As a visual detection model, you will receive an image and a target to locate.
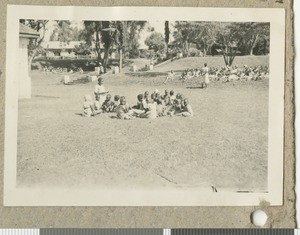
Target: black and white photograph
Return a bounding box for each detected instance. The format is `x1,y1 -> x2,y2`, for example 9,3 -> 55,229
4,6 -> 285,206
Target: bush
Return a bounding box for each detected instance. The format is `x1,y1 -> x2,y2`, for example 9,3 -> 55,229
129,48 -> 140,59
138,49 -> 152,59
189,48 -> 203,57
31,62 -> 43,70
167,47 -> 182,59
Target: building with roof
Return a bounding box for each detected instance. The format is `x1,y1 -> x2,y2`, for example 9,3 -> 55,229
19,23 -> 40,99
42,41 -> 116,58
44,41 -> 82,57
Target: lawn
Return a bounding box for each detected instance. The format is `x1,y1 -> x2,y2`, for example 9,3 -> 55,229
17,56 -> 269,192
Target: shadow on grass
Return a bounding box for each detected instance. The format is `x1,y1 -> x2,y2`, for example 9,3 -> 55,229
186,86 -> 206,89
73,78 -> 91,84
125,71 -> 167,78
61,78 -> 91,86
33,95 -> 60,99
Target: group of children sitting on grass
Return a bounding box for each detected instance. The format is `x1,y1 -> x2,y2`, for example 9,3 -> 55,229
83,77 -> 193,120
164,63 -> 210,86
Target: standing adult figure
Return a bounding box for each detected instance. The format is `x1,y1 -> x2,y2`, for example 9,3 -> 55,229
202,63 -> 210,88
94,77 -> 109,106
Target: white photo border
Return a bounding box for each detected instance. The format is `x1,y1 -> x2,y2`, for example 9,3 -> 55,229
4,5 -> 285,206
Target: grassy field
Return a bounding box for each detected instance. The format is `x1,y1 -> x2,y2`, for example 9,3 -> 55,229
17,56 -> 269,192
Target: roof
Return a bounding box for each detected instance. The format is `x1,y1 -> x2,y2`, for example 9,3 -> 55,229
19,23 -> 40,38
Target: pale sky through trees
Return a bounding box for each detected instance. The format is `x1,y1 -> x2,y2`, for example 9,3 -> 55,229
43,20 -> 175,48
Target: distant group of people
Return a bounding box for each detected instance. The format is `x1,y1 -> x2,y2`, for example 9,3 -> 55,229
164,63 -> 210,86
82,77 -> 193,119
163,63 -> 269,84
209,64 -> 269,82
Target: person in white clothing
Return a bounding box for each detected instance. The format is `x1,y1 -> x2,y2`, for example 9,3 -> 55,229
94,77 -> 108,106
202,63 -> 210,88
82,95 -> 94,117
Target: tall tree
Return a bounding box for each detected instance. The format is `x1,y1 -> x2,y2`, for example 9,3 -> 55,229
124,21 -> 147,58
81,21 -> 103,62
173,21 -> 205,56
114,21 -> 128,71
195,22 -> 218,56
101,21 -> 117,73
215,22 -> 241,66
50,21 -> 83,42
164,21 -> 170,56
81,21 -> 147,71
232,22 -> 270,55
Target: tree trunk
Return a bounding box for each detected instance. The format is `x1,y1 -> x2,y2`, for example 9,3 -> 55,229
103,48 -> 110,73
249,48 -> 254,56
186,42 -> 190,57
119,48 -> 123,71
249,34 -> 259,55
223,54 -> 228,66
166,44 -> 169,58
95,30 -> 101,61
203,47 -> 207,57
229,55 -> 236,66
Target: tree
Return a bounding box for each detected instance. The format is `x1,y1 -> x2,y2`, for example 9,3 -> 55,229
73,42 -> 92,55
164,21 -> 170,56
81,21 -> 147,71
173,21 -> 205,56
81,21 -> 103,62
195,22 -> 218,56
19,19 -> 49,71
50,21 -> 83,42
172,21 -> 270,65
233,22 -> 270,55
214,22 -> 241,66
124,21 -> 147,58
145,32 -> 165,52
115,21 -> 125,71
101,21 -> 117,73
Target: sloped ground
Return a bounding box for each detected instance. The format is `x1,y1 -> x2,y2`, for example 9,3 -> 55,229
152,55 -> 269,73
17,56 -> 269,192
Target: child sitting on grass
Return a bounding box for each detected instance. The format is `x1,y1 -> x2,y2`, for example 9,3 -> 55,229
149,92 -> 157,104
156,97 -> 166,117
93,95 -> 103,115
134,94 -> 148,110
83,94 -> 94,117
102,94 -> 114,112
175,93 -> 183,111
139,100 -> 157,119
167,93 -> 183,116
151,89 -> 160,103
178,98 -> 194,117
112,95 -> 120,112
144,91 -> 150,103
169,90 -> 176,105
116,96 -> 134,120
162,89 -> 170,99
132,94 -> 148,115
